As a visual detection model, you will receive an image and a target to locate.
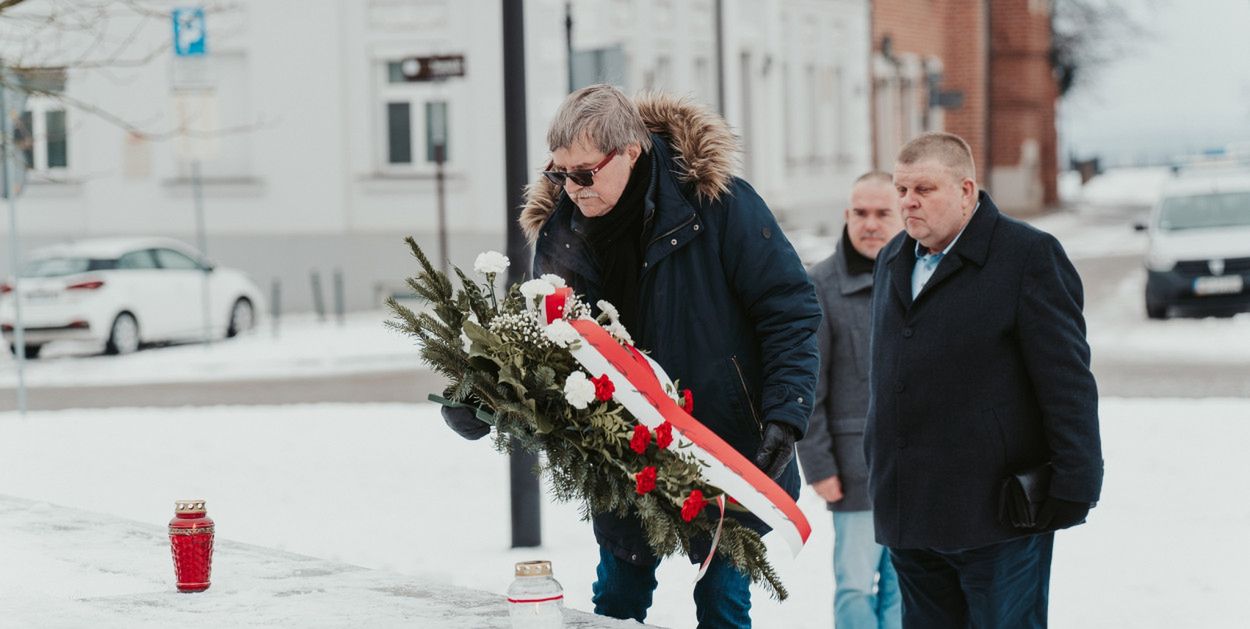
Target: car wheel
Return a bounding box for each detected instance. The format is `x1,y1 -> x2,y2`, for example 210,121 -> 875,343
1146,300 -> 1167,320
8,343 -> 42,359
106,312 -> 140,355
227,298 -> 255,338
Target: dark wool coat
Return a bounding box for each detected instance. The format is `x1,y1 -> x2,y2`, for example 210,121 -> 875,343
865,192 -> 1104,550
520,95 -> 821,564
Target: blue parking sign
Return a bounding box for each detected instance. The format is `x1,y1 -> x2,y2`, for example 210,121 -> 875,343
172,8 -> 207,57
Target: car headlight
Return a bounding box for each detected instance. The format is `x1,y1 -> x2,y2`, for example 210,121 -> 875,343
1146,249 -> 1177,272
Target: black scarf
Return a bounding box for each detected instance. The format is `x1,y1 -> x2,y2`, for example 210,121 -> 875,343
841,225 -> 876,276
582,150 -> 652,332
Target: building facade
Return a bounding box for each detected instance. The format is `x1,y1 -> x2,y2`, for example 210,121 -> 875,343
871,0 -> 1060,213
1,0 -> 872,311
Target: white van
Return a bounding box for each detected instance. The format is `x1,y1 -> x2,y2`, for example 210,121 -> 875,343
1139,170 -> 1250,319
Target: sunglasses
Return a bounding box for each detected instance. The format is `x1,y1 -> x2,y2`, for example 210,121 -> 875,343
542,148 -> 618,187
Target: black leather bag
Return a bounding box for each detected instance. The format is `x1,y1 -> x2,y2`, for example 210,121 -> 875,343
998,463 -> 1051,529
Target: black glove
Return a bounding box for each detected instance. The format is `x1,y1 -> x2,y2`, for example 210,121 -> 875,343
1036,497 -> 1091,531
753,422 -> 798,481
442,405 -> 491,441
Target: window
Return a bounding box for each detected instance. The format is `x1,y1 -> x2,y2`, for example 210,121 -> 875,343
18,96 -> 69,173
118,250 -> 159,270
379,60 -> 457,171
21,257 -> 109,277
387,102 -> 412,164
154,249 -> 202,270
425,101 -> 449,162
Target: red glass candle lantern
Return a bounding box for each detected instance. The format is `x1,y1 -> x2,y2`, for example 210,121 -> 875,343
169,499 -> 214,592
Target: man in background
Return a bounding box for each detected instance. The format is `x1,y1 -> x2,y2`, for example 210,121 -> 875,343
799,171 -> 904,629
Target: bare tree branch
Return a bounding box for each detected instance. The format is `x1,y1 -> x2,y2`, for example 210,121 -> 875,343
1051,0 -> 1163,97
0,0 -> 31,15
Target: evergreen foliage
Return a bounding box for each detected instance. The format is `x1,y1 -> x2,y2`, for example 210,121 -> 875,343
388,239 -> 788,599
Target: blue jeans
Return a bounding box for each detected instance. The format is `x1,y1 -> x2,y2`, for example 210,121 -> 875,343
888,533 -> 1054,628
833,511 -> 902,629
592,545 -> 752,628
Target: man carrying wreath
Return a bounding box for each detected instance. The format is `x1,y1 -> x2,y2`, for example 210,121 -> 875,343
447,84 -> 820,627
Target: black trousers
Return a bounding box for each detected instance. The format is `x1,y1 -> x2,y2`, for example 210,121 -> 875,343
889,532 -> 1054,629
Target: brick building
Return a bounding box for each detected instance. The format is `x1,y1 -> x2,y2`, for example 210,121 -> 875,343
871,0 -> 1059,213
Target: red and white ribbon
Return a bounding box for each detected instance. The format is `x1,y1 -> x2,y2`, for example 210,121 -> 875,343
542,291 -> 810,559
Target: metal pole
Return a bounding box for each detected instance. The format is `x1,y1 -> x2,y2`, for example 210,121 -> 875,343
435,144 -> 448,278
502,0 -> 541,548
310,270 -> 326,322
714,0 -> 726,115
333,268 -> 345,326
270,278 -> 281,338
1,79 -> 28,415
565,1 -> 574,92
191,159 -> 212,346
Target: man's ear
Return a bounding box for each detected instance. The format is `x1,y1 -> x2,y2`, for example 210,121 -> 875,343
626,143 -> 642,166
962,178 -> 978,207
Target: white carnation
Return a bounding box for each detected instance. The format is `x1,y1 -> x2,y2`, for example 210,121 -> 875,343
606,321 -> 633,344
596,299 -> 621,323
473,251 -> 509,275
519,278 -> 557,301
544,318 -> 582,348
563,371 -> 597,409
540,273 -> 567,288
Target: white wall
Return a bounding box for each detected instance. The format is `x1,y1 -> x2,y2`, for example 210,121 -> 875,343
1,0 -> 873,309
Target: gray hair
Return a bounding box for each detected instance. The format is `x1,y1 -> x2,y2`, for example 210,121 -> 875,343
546,84 -> 653,154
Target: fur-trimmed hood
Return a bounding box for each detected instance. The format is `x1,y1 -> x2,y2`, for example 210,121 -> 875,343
519,93 -> 740,243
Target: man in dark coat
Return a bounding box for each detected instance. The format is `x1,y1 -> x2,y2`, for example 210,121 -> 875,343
798,171 -> 904,629
864,132 -> 1103,628
452,84 -> 820,627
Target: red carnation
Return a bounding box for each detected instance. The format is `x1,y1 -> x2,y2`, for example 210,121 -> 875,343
654,422 -> 674,450
680,389 -> 693,413
592,373 -> 615,402
630,424 -> 651,455
635,466 -> 657,494
681,489 -> 707,522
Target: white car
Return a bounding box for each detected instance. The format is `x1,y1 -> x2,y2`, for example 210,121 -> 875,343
1,237 -> 263,357
1138,169 -> 1250,318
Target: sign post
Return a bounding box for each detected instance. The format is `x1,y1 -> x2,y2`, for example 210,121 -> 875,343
171,7 -> 215,347
1,64 -> 30,415
398,55 -> 464,278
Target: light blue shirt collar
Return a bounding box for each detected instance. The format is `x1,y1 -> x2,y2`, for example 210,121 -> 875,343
911,202 -> 979,299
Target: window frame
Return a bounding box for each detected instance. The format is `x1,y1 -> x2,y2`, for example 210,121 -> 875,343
377,59 -> 457,175
19,94 -> 70,174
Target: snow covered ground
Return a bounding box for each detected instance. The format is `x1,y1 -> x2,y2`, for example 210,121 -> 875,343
3,165 -> 1247,626
1,399 -> 1247,628
1060,166 -> 1174,209
0,496 -> 639,628
0,310 -> 423,388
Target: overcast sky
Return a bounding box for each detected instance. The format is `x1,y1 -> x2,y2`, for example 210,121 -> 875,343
1059,0 -> 1250,165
